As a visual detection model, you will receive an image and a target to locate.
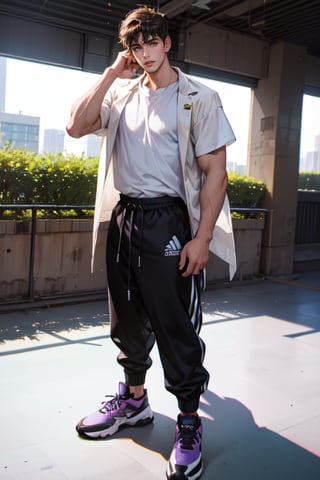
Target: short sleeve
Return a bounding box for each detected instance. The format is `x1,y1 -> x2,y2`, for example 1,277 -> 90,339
191,91 -> 236,157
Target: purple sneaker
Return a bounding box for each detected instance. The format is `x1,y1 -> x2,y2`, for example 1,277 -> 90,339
76,382 -> 154,439
167,414 -> 203,480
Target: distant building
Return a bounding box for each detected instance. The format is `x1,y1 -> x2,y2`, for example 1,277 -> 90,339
0,58 -> 40,152
227,160 -> 246,175
85,134 -> 101,158
300,133 -> 320,172
0,111 -> 40,152
43,128 -> 65,154
304,151 -> 320,172
235,164 -> 246,175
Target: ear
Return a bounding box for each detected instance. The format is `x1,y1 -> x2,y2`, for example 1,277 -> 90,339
164,35 -> 172,53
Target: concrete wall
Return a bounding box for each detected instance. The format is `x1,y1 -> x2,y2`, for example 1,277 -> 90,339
0,219 -> 107,301
0,218 -> 265,302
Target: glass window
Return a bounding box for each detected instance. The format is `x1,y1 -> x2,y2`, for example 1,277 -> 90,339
300,94 -> 320,172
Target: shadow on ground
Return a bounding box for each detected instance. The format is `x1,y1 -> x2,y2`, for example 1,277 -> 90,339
0,300 -> 109,343
81,389 -> 320,479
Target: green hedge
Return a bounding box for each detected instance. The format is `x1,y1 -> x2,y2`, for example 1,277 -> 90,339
298,172 -> 320,191
227,171 -> 267,208
0,148 -> 269,219
0,148 -> 98,218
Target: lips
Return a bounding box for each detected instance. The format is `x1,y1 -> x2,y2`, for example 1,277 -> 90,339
144,61 -> 155,67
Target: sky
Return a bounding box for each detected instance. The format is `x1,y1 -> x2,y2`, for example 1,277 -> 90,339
2,56 -> 320,165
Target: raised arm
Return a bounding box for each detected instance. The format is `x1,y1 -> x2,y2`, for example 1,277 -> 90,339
66,51 -> 139,138
179,146 -> 228,277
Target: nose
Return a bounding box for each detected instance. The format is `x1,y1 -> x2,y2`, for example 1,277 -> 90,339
142,45 -> 150,58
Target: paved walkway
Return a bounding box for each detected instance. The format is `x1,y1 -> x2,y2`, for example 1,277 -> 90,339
0,272 -> 319,479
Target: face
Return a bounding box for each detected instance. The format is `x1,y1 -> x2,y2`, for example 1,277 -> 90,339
129,34 -> 171,74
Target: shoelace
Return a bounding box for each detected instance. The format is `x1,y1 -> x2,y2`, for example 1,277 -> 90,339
177,424 -> 199,450
99,394 -> 122,413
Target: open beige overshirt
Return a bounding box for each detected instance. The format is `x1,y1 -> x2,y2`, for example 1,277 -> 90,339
91,68 -> 237,280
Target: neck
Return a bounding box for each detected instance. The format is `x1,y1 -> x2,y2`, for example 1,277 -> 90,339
143,62 -> 178,91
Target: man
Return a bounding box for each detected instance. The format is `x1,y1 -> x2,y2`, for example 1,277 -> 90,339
67,6 -> 236,480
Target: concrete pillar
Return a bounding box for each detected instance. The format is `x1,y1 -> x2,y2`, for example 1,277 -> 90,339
248,42 -> 307,275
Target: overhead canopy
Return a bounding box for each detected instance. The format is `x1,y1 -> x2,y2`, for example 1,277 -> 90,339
1,0 -> 320,74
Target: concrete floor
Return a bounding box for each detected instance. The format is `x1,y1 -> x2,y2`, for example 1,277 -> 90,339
0,272 -> 319,479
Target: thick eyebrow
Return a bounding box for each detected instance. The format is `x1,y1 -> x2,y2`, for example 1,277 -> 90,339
130,36 -> 160,49
130,42 -> 141,49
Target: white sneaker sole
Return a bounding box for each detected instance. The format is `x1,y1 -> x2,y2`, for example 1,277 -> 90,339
81,405 -> 154,439
166,451 -> 203,480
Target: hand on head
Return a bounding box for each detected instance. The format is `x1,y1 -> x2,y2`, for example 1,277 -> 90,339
112,50 -> 140,79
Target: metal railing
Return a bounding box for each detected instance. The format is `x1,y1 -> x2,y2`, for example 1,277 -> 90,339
295,191 -> 320,244
0,204 -> 268,305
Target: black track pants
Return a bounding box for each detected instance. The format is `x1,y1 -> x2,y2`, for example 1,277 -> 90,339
106,195 -> 210,413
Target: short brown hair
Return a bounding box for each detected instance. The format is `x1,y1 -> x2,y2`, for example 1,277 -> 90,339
119,6 -> 169,50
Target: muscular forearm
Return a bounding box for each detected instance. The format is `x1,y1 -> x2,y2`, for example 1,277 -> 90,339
66,67 -> 118,138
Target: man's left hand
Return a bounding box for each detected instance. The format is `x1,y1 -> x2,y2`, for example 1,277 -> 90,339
179,238 -> 209,277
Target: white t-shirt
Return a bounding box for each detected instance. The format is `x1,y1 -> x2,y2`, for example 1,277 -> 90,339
113,80 -> 185,199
